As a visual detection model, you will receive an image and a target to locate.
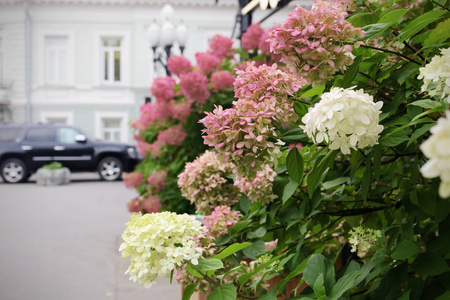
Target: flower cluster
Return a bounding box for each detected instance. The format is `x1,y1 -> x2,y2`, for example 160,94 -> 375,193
209,34 -> 234,58
267,3 -> 364,86
418,47 -> 450,103
195,52 -> 221,75
234,62 -> 303,123
234,165 -> 278,205
167,55 -> 192,77
312,0 -> 357,17
122,171 -> 144,189
120,212 -> 203,288
200,106 -> 280,177
127,197 -> 141,213
169,100 -> 191,123
150,76 -> 176,103
141,195 -> 161,213
210,70 -> 235,93
301,87 -> 384,155
203,206 -> 242,240
179,72 -> 211,105
420,110 -> 450,198
132,102 -> 171,130
157,125 -> 188,146
242,22 -> 265,51
177,150 -> 240,214
147,169 -> 168,193
348,226 -> 381,257
136,139 -> 165,158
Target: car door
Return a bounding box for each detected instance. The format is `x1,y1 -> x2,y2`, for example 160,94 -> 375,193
53,126 -> 95,170
21,126 -> 56,171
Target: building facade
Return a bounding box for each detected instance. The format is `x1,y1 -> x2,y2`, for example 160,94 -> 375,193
0,0 -> 311,143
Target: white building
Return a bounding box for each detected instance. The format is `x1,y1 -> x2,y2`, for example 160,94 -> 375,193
0,0 -> 311,143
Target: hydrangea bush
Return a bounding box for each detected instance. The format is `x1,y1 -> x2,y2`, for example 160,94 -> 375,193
122,1 -> 450,299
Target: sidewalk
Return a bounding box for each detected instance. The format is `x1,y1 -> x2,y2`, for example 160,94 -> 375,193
0,173 -> 181,300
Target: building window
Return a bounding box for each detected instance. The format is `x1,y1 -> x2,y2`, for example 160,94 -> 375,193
45,36 -> 68,85
101,37 -> 122,84
101,118 -> 122,142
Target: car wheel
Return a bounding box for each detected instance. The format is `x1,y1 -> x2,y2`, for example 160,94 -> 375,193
98,157 -> 122,181
0,158 -> 28,183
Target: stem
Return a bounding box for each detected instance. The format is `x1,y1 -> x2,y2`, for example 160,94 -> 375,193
324,206 -> 386,216
359,44 -> 422,65
305,216 -> 344,241
431,0 -> 450,12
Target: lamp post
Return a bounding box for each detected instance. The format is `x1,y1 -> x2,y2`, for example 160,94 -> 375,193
146,3 -> 188,77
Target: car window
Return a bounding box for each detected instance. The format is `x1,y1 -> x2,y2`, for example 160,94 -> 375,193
56,127 -> 81,144
24,127 -> 54,142
0,128 -> 22,142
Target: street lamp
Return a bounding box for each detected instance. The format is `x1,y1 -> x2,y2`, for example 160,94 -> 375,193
146,3 -> 188,76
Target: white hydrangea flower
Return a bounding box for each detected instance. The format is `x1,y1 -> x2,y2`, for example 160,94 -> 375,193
119,212 -> 203,288
420,110 -> 450,198
348,226 -> 381,258
301,87 -> 384,154
418,47 -> 450,103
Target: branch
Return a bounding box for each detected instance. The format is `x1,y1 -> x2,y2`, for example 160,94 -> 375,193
431,0 -> 450,12
359,44 -> 422,65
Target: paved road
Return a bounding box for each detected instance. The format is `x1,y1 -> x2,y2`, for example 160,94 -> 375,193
0,173 -> 181,300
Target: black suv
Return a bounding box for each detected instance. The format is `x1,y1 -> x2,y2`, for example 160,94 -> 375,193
0,123 -> 140,183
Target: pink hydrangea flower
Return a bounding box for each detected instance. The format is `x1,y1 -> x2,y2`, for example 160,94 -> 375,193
147,169 -> 168,192
179,72 -> 211,105
150,76 -> 176,102
167,55 -> 192,76
127,197 -> 141,213
234,165 -> 278,205
265,239 -> 278,252
141,195 -> 161,213
242,22 -> 265,51
267,3 -> 364,86
234,62 -> 303,123
203,206 -> 242,239
122,171 -> 143,189
210,70 -> 235,93
195,52 -> 221,75
169,100 -> 191,123
200,106 -> 280,177
137,139 -> 165,157
178,150 -> 240,214
312,0 -> 357,17
209,34 -> 234,58
132,102 -> 171,130
157,124 -> 188,146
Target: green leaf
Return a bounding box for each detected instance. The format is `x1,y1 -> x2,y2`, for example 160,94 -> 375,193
341,55 -> 362,88
397,10 -> 447,43
330,271 -> 361,300
313,274 -> 327,298
347,12 -> 378,27
407,123 -> 434,147
282,180 -> 299,204
391,240 -> 422,260
191,259 -> 224,271
248,226 -> 267,239
212,242 -> 252,260
380,128 -> 409,147
242,240 -> 266,260
361,157 -> 371,201
307,151 -> 334,197
299,85 -> 325,98
286,147 -> 304,183
294,102 -> 309,121
303,254 -> 335,294
377,9 -> 409,25
207,284 -> 236,300
239,194 -> 252,214
182,284 -> 198,300
239,254 -> 284,285
362,23 -> 391,40
409,99 -> 444,109
412,252 -> 450,276
187,264 -> 204,278
424,19 -> 450,48
322,177 -> 349,190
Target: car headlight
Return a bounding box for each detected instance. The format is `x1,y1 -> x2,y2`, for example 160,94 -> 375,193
126,146 -> 138,159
